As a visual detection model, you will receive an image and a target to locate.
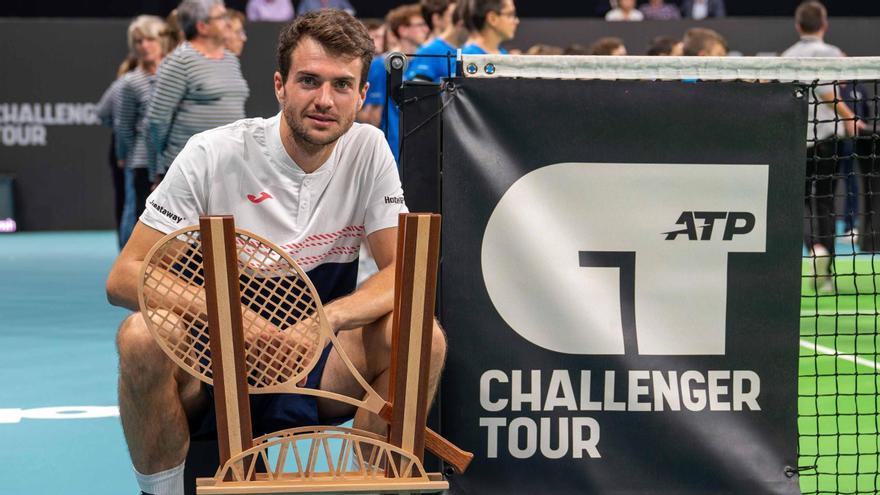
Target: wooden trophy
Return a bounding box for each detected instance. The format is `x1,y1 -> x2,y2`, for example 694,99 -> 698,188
138,214 -> 469,494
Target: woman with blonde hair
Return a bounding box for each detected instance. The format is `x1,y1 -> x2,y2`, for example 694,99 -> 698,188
113,15 -> 167,246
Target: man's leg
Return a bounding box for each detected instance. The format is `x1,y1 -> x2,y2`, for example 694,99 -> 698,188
116,312 -> 208,492
317,314 -> 448,434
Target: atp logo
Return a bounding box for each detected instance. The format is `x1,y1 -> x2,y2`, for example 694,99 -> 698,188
481,163 -> 768,356
664,211 -> 756,241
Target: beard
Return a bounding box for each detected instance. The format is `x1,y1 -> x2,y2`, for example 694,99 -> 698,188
282,102 -> 352,152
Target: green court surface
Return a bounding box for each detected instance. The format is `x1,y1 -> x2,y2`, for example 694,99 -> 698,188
799,254 -> 880,494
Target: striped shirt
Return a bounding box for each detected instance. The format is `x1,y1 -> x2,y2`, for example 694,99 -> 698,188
113,68 -> 156,172
147,42 -> 249,175
96,78 -> 123,128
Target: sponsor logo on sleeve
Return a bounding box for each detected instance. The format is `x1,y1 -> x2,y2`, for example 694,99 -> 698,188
149,200 -> 185,224
384,195 -> 405,205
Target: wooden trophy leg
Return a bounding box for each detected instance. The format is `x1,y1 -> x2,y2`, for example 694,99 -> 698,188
199,215 -> 254,481
387,213 -> 442,474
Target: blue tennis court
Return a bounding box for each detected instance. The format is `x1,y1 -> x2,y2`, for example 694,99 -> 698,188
1,231 -> 134,493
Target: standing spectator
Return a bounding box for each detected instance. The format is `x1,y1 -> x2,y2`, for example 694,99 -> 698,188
406,1 -> 468,82
298,0 -> 355,16
362,19 -> 387,54
360,4 -> 429,163
245,0 -> 294,22
681,27 -> 727,56
590,37 -> 627,55
147,0 -> 250,183
605,0 -> 644,21
96,57 -> 137,248
225,9 -> 248,56
782,0 -> 859,291
114,15 -> 167,247
420,0 -> 456,44
640,0 -> 681,20
461,0 -> 520,55
387,3 -> 430,54
680,0 -> 726,19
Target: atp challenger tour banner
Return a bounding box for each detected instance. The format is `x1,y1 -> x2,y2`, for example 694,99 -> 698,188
437,78 -> 805,494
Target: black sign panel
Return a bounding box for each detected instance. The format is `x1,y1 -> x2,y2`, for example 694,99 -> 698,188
439,78 -> 805,494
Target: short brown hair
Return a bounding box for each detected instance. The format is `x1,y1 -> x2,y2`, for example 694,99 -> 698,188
228,8 -> 245,25
386,4 -> 423,38
682,27 -> 727,56
795,1 -> 827,34
590,37 -> 625,56
276,9 -> 375,87
421,0 -> 453,31
526,44 -> 563,56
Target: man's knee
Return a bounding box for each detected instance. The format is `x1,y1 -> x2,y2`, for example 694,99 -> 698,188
117,312 -> 171,383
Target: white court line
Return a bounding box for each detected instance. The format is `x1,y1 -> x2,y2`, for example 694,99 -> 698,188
800,310 -> 880,317
800,339 -> 880,371
0,406 -> 119,424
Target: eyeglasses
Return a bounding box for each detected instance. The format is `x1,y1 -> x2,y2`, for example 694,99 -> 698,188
206,12 -> 231,22
497,10 -> 519,20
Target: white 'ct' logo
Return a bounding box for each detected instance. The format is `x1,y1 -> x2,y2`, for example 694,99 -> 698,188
481,162 -> 768,356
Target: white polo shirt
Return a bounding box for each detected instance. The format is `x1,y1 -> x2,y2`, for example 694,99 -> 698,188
140,113 -> 407,301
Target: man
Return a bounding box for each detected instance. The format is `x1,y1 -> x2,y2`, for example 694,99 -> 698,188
360,4 -> 429,163
681,27 -> 728,56
107,10 -> 447,495
245,0 -> 294,21
646,35 -> 680,56
224,9 -> 247,57
639,0 -> 680,20
362,18 -> 387,54
114,15 -> 167,247
461,0 -> 519,55
680,0 -> 726,19
406,1 -> 469,82
605,0 -> 644,21
146,0 -> 249,183
420,0 -> 456,43
782,0 -> 858,292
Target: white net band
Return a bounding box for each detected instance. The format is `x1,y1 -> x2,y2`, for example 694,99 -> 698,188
458,55 -> 880,82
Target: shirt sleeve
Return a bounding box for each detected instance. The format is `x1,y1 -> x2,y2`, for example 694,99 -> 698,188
405,47 -> 437,82
96,79 -> 120,128
113,76 -> 137,162
147,50 -> 188,174
363,132 -> 408,235
139,135 -> 208,233
364,57 -> 387,106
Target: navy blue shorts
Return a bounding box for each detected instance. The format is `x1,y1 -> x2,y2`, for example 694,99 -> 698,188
190,343 -> 354,439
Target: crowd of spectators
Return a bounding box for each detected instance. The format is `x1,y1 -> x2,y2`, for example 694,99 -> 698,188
97,0 -> 860,263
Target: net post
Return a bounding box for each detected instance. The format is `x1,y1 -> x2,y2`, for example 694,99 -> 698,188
387,213 -> 442,471
198,215 -> 254,480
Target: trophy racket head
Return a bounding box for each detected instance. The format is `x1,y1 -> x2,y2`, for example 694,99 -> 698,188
138,225 -> 330,390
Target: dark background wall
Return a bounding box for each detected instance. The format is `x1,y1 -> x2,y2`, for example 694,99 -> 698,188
2,0 -> 880,17
1,17 -> 878,230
